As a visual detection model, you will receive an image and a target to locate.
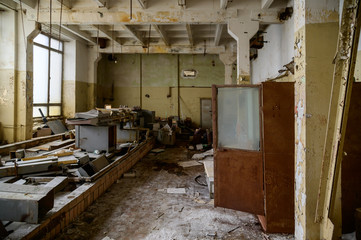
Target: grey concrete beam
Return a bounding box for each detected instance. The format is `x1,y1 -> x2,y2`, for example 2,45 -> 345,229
220,0 -> 228,9
96,25 -> 122,45
52,24 -> 90,45
137,0 -> 146,9
93,0 -> 108,8
122,24 -> 145,45
12,0 -> 36,9
61,24 -> 97,44
57,0 -> 72,9
261,0 -> 274,9
152,24 -> 169,46
214,24 -> 224,46
186,24 -> 193,46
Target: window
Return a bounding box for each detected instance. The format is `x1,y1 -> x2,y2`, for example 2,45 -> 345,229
33,33 -> 63,118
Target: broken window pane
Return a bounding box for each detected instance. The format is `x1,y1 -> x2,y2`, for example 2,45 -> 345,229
217,87 -> 260,151
33,45 -> 49,104
33,107 -> 48,118
34,34 -> 49,46
49,51 -> 62,103
49,106 -> 61,116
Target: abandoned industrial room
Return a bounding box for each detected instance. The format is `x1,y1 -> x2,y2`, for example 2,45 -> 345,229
1,0 -> 361,239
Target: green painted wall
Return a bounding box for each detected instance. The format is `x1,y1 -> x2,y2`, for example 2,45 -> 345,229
97,54 -> 225,126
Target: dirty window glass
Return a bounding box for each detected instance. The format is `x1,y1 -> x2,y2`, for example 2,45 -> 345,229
217,87 -> 260,151
33,33 -> 63,117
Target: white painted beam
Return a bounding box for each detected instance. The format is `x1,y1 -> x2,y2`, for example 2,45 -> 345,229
186,24 -> 193,46
137,0 -> 146,9
122,24 -> 145,45
96,25 -> 122,45
57,0 -> 72,9
152,24 -> 169,46
0,0 -> 17,9
13,0 -> 35,9
214,24 -> 224,46
261,0 -> 274,10
93,0 -> 108,8
61,24 -> 97,44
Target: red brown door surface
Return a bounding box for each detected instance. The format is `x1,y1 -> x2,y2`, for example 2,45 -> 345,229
212,85 -> 264,215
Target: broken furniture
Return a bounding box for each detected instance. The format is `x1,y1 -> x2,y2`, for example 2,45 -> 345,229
75,125 -> 116,153
0,182 -> 54,224
212,82 -> 294,233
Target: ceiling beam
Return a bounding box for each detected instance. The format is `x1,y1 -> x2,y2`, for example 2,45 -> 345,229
61,24 -> 97,44
57,0 -> 72,9
261,0 -> 274,9
220,0 -> 228,9
186,24 -> 193,46
152,24 -> 169,46
137,0 -> 147,9
34,8 -> 242,24
214,24 -> 224,46
52,24 -> 88,45
13,0 -> 36,9
96,25 -> 122,45
122,24 -> 145,45
99,44 -> 226,54
178,0 -> 186,9
93,0 -> 108,8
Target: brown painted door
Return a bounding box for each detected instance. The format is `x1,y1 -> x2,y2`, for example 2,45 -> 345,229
212,85 -> 264,215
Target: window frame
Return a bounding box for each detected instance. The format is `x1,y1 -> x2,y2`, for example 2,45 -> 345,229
33,32 -> 64,118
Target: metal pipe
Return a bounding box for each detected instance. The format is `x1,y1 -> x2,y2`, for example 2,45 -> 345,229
177,55 -> 180,118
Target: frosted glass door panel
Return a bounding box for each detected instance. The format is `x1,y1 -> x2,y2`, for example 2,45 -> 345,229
217,87 -> 260,151
33,46 -> 49,103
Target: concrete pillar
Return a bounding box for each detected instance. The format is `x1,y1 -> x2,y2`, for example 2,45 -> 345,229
219,53 -> 236,84
227,19 -> 258,84
293,0 -> 340,239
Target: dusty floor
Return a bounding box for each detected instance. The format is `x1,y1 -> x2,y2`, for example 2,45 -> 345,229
55,144 -> 295,240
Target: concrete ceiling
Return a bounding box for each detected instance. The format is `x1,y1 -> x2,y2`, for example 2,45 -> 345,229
1,0 -> 289,51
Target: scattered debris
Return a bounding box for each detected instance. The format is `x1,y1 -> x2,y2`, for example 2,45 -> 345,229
195,175 -> 207,186
102,236 -> 115,240
192,149 -> 214,160
178,160 -> 202,168
123,171 -> 136,178
157,213 -> 164,219
151,148 -> 165,153
188,145 -> 194,150
166,188 -> 186,194
262,232 -> 271,240
228,226 -> 241,233
196,144 -> 203,150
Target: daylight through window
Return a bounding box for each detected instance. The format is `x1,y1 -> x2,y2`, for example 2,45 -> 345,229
33,33 -> 63,118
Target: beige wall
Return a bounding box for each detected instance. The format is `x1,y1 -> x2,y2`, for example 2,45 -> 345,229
97,54 -> 225,126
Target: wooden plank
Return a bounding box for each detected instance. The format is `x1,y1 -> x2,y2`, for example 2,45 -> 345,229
316,0 -> 361,238
0,133 -> 65,156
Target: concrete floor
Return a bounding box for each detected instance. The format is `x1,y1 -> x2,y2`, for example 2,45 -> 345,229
55,144 -> 295,240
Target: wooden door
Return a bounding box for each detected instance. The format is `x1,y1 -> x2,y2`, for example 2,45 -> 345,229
212,85 -> 264,215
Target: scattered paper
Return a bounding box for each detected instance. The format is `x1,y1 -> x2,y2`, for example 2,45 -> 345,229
166,188 -> 186,194
151,148 -> 165,153
192,149 -> 214,160
178,160 -> 202,168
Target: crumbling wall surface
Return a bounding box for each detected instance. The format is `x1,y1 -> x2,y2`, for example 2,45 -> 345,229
251,0 -> 294,84
98,54 -> 224,126
0,8 -> 36,143
294,0 -> 339,239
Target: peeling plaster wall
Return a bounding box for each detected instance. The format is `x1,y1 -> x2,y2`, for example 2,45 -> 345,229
0,8 -> 35,143
98,54 -> 224,125
251,3 -> 294,84
63,41 -> 76,118
294,0 -> 339,239
75,41 -> 90,113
